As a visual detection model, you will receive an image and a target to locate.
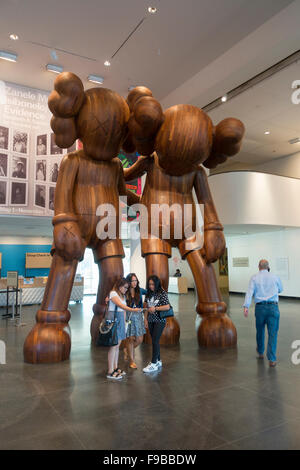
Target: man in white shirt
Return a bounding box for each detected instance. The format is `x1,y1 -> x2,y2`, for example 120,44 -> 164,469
243,259 -> 283,367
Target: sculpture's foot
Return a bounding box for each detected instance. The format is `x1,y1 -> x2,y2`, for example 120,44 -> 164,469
197,314 -> 237,348
144,317 -> 180,345
24,321 -> 71,364
91,303 -> 106,345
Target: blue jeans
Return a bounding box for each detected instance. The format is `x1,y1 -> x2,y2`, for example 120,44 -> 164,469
255,303 -> 280,362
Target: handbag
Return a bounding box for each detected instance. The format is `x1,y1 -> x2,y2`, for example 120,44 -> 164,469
97,303 -> 119,347
159,306 -> 174,320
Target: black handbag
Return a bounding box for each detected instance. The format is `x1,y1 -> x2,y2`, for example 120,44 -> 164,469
159,306 -> 174,320
97,303 -> 119,347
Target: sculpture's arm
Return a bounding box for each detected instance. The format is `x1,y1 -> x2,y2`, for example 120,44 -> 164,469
118,160 -> 141,207
193,166 -> 225,263
52,153 -> 84,261
123,154 -> 153,182
193,165 -> 222,229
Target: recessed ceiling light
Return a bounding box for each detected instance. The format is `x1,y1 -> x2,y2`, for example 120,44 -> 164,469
289,137 -> 300,145
148,6 -> 157,13
264,131 -> 270,135
46,64 -> 63,74
87,74 -> 104,85
0,51 -> 17,62
221,95 -> 227,103
104,60 -> 111,67
9,34 -> 19,41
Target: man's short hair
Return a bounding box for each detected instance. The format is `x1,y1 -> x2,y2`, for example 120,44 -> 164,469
259,259 -> 269,270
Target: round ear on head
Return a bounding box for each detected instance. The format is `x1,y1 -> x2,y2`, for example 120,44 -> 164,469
203,117 -> 245,169
126,86 -> 164,155
127,86 -> 153,112
50,116 -> 77,149
48,72 -> 85,117
48,72 -> 85,148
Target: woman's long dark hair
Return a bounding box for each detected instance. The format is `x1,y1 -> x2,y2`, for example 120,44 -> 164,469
146,275 -> 163,297
112,277 -> 129,298
125,273 -> 140,306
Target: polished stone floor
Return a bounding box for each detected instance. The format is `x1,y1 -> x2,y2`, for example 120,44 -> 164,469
1,291 -> 300,450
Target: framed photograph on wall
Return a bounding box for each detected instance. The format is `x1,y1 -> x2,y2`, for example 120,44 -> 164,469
0,180 -> 8,205
36,134 -> 47,155
11,155 -> 28,180
0,153 -> 8,177
12,130 -> 29,154
35,160 -> 47,181
34,183 -> 46,208
49,160 -> 59,183
50,133 -> 63,155
49,185 -> 55,212
10,181 -> 27,206
0,126 -> 9,151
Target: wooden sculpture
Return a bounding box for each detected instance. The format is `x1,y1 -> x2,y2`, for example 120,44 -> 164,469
24,72 -> 139,363
124,87 -> 245,348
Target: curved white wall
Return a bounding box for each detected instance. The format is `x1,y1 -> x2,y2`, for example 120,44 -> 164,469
208,171 -> 300,298
209,171 -> 300,227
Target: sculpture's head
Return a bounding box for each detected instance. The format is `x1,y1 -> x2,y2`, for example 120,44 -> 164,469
48,72 -> 130,161
126,87 -> 245,175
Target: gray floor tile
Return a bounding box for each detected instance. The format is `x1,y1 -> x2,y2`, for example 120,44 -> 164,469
1,292 -> 300,449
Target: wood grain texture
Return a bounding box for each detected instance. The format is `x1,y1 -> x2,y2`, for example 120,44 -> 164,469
24,72 -> 136,363
125,92 -> 245,348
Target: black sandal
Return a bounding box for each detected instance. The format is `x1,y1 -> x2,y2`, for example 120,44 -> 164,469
114,368 -> 126,376
107,370 -> 123,380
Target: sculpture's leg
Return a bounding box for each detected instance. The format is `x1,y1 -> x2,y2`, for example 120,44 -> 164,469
24,253 -> 78,363
144,253 -> 180,345
186,249 -> 237,348
90,256 -> 123,344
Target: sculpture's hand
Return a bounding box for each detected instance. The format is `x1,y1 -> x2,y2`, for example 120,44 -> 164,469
201,229 -> 226,264
54,221 -> 84,261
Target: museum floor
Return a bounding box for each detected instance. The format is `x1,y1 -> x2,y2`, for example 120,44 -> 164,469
1,291 -> 300,450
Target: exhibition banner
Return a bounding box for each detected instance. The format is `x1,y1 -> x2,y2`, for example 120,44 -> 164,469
0,80 -> 140,218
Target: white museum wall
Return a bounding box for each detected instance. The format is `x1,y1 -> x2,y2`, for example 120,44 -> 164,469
210,152 -> 300,181
209,171 -> 300,227
253,151 -> 300,179
227,228 -> 300,298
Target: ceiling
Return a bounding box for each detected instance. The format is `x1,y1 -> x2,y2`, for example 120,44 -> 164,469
0,0 -> 299,238
208,61 -> 300,171
0,0 -> 295,100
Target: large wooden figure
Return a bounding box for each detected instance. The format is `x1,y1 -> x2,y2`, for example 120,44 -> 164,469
24,72 -> 138,363
124,87 -> 245,348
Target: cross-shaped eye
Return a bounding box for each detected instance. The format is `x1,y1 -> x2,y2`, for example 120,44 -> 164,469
64,225 -> 75,238
89,114 -> 122,139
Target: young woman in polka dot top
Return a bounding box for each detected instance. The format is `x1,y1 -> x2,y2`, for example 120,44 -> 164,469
143,275 -> 170,373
